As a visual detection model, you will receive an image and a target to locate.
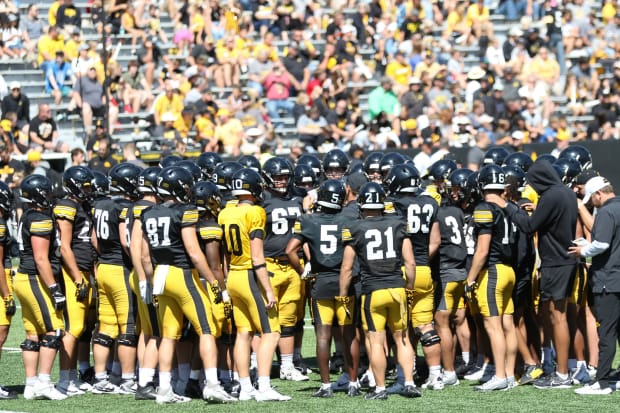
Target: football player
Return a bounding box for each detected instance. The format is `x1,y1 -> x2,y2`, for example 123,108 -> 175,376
363,152 -> 384,183
386,163 -> 443,390
128,166 -> 161,400
14,175 -> 67,400
196,152 -> 223,181
212,161 -> 243,205
0,181 -> 15,399
323,149 -> 350,181
91,163 -> 142,394
424,159 -> 457,206
286,179 -> 360,397
54,166 -> 95,396
465,164 -> 518,391
261,157 -> 307,381
141,166 -> 234,404
340,182 -> 421,400
219,168 -> 290,402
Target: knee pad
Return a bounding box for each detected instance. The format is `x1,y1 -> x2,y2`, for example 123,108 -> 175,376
117,334 -> 139,347
39,333 -> 63,350
93,332 -> 115,348
280,325 -> 296,338
295,320 -> 304,334
419,329 -> 441,347
20,339 -> 40,352
219,332 -> 236,346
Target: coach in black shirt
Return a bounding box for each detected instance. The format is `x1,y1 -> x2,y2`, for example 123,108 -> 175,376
570,176 -> 620,395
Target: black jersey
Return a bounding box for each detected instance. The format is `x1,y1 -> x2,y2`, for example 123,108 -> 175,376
389,194 -> 438,266
437,205 -> 468,276
342,215 -> 406,295
92,197 -> 133,267
262,191 -> 303,257
473,201 -> 516,266
141,202 -> 199,269
197,215 -> 222,251
126,199 -> 155,245
0,216 -> 10,269
341,200 -> 360,220
54,198 -> 95,271
293,212 -> 352,299
513,199 -> 535,280
17,208 -> 60,276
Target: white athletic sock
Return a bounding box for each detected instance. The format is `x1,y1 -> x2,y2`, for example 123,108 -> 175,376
462,352 -> 470,364
38,373 -> 51,384
239,377 -> 252,392
404,381 -> 415,387
321,382 -> 331,390
26,376 -> 38,386
139,368 -> 155,387
204,368 -> 218,387
429,365 -> 442,376
257,376 -> 270,392
375,386 -> 385,392
281,354 -> 294,370
159,371 -> 172,389
121,373 -> 134,381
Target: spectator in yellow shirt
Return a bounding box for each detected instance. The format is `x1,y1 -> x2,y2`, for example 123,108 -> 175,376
63,27 -> 82,62
385,51 -> 412,93
194,109 -> 215,144
216,36 -> 242,87
48,0 -> 61,27
466,0 -> 489,38
213,107 -> 243,156
527,47 -> 560,93
37,25 -> 64,71
152,80 -> 185,132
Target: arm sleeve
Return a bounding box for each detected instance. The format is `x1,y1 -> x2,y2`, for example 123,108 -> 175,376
582,208 -> 615,257
581,240 -> 610,257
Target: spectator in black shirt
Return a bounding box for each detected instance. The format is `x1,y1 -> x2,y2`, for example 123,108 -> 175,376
325,12 -> 344,44
88,137 -> 117,174
1,81 -> 29,129
282,42 -> 309,91
56,0 -> 82,31
28,103 -> 58,151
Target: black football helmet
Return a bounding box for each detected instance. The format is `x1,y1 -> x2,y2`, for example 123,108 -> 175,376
176,160 -> 202,183
156,166 -> 194,204
363,151 -> 384,181
0,180 -> 13,214
535,154 -> 556,164
159,154 -> 182,168
379,152 -> 405,179
483,147 -> 510,165
91,171 -> 109,198
109,163 -> 142,198
63,166 -> 94,201
463,171 -> 481,205
296,154 -> 322,176
323,149 -> 350,179
238,155 -> 261,173
196,152 -> 223,179
358,182 -> 386,210
478,164 -> 506,191
428,159 -> 458,181
503,152 -> 533,172
558,145 -> 592,170
349,160 -> 363,175
212,161 -> 243,190
502,165 -> 526,192
20,174 -> 54,208
138,166 -> 161,195
231,168 -> 264,201
553,158 -> 581,186
448,168 -> 473,203
192,181 -> 222,216
293,164 -> 318,190
316,179 -> 346,210
262,157 -> 293,194
385,163 -> 420,195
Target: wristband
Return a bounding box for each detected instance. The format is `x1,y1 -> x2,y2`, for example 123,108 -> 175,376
252,263 -> 266,271
222,290 -> 230,302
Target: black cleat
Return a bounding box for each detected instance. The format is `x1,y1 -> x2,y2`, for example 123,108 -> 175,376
347,386 -> 362,397
312,387 -> 334,398
135,383 -> 157,400
364,390 -> 388,400
185,379 -> 203,399
401,385 -> 422,398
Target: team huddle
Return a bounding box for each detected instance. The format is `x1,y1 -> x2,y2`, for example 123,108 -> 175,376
0,145 -> 603,402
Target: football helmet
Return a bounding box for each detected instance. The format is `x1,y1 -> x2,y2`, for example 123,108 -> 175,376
358,182 -> 386,210
91,171 -> 109,198
176,160 -> 202,183
535,154 -> 556,164
385,163 -> 420,195
63,166 -> 94,201
262,157 -> 293,194
192,181 -> 222,216
296,154 -> 322,176
322,149 -> 350,179
483,147 -> 510,165
463,171 -> 481,205
502,165 -> 526,192
20,175 -> 54,208
363,151 -> 384,181
293,164 -> 318,190
503,152 -> 533,172
138,166 -> 161,195
379,152 -> 405,179
553,158 -> 581,186
427,159 -> 458,181
558,145 -> 592,170
478,164 -> 506,191
109,163 -> 142,198
156,166 -> 194,204
0,180 -> 13,214
238,155 -> 261,173
231,168 -> 264,201
212,161 -> 243,190
159,154 -> 182,168
196,152 -> 223,179
448,168 -> 473,202
316,179 -> 346,210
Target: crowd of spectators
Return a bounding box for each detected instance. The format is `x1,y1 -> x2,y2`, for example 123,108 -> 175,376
0,0 -> 617,164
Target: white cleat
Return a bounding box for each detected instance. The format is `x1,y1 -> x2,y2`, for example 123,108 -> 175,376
203,384 -> 238,403
254,387 -> 291,402
155,386 -> 192,404
280,366 -> 309,382
56,380 -> 85,396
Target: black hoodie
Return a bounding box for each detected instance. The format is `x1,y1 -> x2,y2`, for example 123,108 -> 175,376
505,160 -> 578,267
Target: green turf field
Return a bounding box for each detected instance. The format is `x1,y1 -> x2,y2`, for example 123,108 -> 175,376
0,306 -> 619,413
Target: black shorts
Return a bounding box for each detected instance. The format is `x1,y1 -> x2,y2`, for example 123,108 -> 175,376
512,278 -> 532,309
92,106 -> 106,118
539,264 -> 577,302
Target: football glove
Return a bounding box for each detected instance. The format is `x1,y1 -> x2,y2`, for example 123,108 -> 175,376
464,281 -> 478,303
139,280 -> 152,304
3,296 -> 15,316
405,289 -> 415,308
49,284 -> 66,311
75,281 -> 89,302
335,296 -> 352,320
210,281 -> 223,304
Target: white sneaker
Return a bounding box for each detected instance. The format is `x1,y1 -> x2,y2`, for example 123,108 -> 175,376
575,382 -> 613,395
91,378 -> 119,394
279,366 -> 309,382
29,382 -> 68,400
238,387 -> 257,401
421,374 -> 444,390
464,366 -> 484,381
475,376 -> 507,392
118,379 -> 137,395
156,386 -> 192,404
503,376 -> 518,390
57,380 -> 85,396
442,371 -> 460,386
203,383 -> 238,403
479,365 -> 496,384
74,379 -> 92,392
254,387 -> 291,401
